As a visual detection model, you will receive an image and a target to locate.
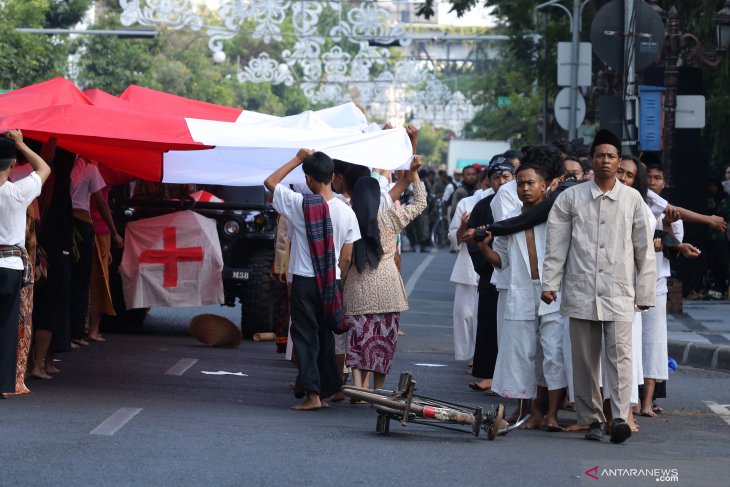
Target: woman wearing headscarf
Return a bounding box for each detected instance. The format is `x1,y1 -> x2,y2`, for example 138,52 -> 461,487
343,156 -> 426,390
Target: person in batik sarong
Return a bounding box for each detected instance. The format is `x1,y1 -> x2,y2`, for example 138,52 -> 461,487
343,157 -> 426,390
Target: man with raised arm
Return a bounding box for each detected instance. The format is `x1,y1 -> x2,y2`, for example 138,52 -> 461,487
264,149 -> 360,410
0,130 -> 51,394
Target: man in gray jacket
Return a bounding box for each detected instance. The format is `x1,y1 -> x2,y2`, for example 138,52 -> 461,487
541,129 -> 655,444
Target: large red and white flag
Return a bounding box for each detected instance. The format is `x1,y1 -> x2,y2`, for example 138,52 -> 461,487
0,77 -> 413,184
120,211 -> 224,309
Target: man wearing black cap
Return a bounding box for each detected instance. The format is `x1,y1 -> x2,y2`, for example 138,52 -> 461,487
541,129 -> 656,443
0,130 -> 51,394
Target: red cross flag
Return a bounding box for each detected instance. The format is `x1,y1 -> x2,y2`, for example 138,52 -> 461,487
120,211 -> 224,309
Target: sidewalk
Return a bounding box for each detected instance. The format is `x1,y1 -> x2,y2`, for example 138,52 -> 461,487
668,300 -> 730,372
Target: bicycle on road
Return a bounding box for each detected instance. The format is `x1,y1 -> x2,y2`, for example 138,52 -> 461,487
428,197 -> 450,249
342,372 -> 511,440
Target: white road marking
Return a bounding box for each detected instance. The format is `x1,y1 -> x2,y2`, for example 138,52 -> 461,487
399,322 -> 451,329
90,408 -> 142,436
164,358 -> 198,376
405,255 -> 435,298
703,401 -> 730,427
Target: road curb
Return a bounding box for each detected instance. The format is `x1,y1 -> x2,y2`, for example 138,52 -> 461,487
668,340 -> 730,372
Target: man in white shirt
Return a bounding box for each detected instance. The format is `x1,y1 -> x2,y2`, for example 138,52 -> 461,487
480,165 -> 567,432
0,130 -> 51,394
68,157 -> 123,347
265,149 -> 361,410
641,164 -> 684,417
447,171 -> 491,364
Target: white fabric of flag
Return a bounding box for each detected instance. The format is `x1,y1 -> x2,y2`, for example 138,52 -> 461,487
120,211 -> 224,309
162,102 -> 413,186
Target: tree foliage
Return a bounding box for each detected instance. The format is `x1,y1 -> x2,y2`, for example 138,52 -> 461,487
414,124 -> 450,167
0,0 -> 78,89
432,0 -> 729,166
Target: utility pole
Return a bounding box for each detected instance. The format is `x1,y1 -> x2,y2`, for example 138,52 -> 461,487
623,0 -> 637,154
543,13 -> 549,144
568,0 -> 580,140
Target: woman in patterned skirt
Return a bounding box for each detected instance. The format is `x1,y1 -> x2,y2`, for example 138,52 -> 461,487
343,156 -> 426,390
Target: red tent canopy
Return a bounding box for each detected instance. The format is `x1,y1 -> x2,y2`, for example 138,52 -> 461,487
0,103 -> 208,181
119,85 -> 243,122
0,79 -> 230,181
0,77 -> 93,115
83,88 -> 135,110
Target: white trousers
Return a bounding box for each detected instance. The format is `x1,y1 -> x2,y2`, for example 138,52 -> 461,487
642,293 -> 668,380
452,283 -> 478,361
492,311 -> 567,399
496,289 -> 507,346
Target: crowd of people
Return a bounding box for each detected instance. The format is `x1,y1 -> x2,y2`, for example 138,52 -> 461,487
445,129 -> 727,443
0,130 -> 123,398
3,123 -> 729,446
261,125 -> 727,445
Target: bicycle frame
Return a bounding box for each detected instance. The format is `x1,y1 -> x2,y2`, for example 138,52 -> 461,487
342,372 -> 507,440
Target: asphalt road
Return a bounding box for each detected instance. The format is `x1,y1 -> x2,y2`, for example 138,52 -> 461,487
1,249 -> 729,487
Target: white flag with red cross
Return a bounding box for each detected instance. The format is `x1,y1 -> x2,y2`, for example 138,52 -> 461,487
120,210 -> 224,309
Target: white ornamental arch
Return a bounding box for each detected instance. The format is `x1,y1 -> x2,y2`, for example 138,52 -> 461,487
118,0 -> 478,132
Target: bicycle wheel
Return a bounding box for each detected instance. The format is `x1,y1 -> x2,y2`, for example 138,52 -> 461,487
431,217 -> 450,248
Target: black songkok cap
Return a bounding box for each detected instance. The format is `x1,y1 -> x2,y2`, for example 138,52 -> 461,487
590,129 -> 621,155
0,136 -> 17,160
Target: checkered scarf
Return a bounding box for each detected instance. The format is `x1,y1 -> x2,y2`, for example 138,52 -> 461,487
302,194 -> 345,334
0,245 -> 32,287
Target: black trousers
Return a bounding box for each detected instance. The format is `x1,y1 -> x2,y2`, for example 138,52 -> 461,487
471,278 -> 499,380
69,218 -> 94,340
33,250 -> 71,353
290,275 -> 341,399
0,268 -> 22,393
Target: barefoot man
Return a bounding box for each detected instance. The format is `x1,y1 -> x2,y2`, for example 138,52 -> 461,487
479,163 -> 567,432
265,149 -> 360,410
1,130 -> 51,393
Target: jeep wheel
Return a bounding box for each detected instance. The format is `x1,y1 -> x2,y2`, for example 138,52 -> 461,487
241,248 -> 275,337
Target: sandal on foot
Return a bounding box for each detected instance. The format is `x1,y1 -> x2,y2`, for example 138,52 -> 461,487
468,382 -> 490,391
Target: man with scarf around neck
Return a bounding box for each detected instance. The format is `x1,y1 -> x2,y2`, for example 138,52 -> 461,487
265,149 -> 361,410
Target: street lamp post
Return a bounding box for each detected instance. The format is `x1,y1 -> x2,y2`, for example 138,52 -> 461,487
652,0 -> 730,186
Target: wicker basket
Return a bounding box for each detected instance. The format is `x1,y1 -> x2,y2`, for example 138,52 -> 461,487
189,314 -> 242,348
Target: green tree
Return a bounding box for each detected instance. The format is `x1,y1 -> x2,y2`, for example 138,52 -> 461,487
415,124 -> 450,167
73,2 -> 313,114
428,0 -> 729,165
45,0 -> 93,27
0,0 -> 85,89
72,13 -> 155,94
